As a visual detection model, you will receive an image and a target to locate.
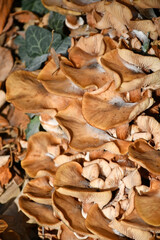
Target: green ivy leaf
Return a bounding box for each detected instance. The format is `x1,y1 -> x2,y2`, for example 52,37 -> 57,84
48,11 -> 66,35
22,0 -> 48,15
56,36 -> 71,55
25,25 -> 53,57
25,115 -> 41,140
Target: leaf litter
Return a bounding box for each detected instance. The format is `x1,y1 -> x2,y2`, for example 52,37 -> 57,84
1,0 -> 160,239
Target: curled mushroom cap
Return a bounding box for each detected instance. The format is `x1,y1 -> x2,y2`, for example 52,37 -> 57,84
19,196 -> 61,227
100,49 -> 145,89
6,70 -> 72,112
119,70 -> 160,93
82,82 -> 154,130
23,176 -> 53,205
38,58 -> 84,98
118,49 -> 160,72
135,181 -> 160,226
56,100 -> 114,151
85,204 -> 126,240
128,139 -> 160,174
57,187 -> 112,209
54,161 -> 89,189
52,191 -> 93,236
60,61 -> 113,90
109,218 -> 153,240
21,132 -> 61,177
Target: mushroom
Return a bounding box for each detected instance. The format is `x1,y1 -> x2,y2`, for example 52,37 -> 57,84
23,176 -> 54,205
56,100 -> 115,151
118,49 -> 160,72
119,70 -> 160,93
136,115 -> 160,149
135,180 -> 160,226
100,49 -> 145,89
60,60 -> 113,90
21,132 -> 61,177
38,58 -> 84,98
57,187 -> 112,209
82,81 -> 154,130
52,191 -> 93,237
109,218 -> 153,240
82,163 -> 100,181
122,169 -> 141,189
54,161 -> 89,189
6,70 -> 72,112
128,139 -> 160,174
85,204 -> 126,240
19,196 -> 61,227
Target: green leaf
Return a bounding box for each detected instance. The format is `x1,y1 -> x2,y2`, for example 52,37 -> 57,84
26,25 -> 53,57
25,116 -> 41,140
22,0 -> 48,15
49,11 -> 66,35
26,54 -> 48,71
56,36 -> 71,55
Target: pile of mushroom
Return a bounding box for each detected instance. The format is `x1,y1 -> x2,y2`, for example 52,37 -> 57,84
6,0 -> 160,239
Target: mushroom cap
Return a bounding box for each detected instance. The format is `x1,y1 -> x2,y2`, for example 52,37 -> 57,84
56,100 -> 114,151
21,132 -> 61,177
19,196 -> 61,227
128,139 -> 160,174
57,187 -> 112,209
52,191 -> 93,236
82,82 -> 154,130
118,49 -> 160,72
54,161 -> 89,189
23,176 -> 53,205
109,218 -> 153,240
100,49 -> 145,89
135,188 -> 160,226
6,70 -> 72,112
60,61 -> 113,90
119,70 -> 160,93
38,58 -> 84,98
85,204 -> 126,240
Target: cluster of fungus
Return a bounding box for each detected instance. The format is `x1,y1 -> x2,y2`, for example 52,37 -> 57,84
6,0 -> 160,239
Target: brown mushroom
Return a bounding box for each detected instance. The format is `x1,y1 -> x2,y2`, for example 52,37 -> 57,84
118,49 -> 160,72
6,70 -> 72,112
100,49 -> 145,89
52,191 -> 93,237
21,132 -> 61,177
82,82 -> 154,130
38,58 -> 84,97
23,176 -> 54,205
135,180 -> 160,226
85,204 -> 127,240
57,187 -> 112,209
54,161 -> 89,189
128,139 -> 160,174
56,100 -> 115,151
136,115 -> 160,149
19,196 -> 61,227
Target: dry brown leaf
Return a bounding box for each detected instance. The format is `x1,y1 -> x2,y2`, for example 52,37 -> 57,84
0,0 -> 13,34
0,47 -> 13,82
